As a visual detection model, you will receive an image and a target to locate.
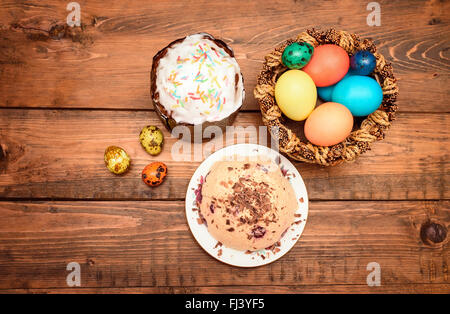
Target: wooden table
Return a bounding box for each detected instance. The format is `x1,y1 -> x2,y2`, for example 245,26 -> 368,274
0,0 -> 448,294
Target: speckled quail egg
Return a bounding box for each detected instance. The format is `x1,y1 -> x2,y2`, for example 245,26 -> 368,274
139,125 -> 164,156
142,162 -> 167,187
104,145 -> 130,174
282,42 -> 314,69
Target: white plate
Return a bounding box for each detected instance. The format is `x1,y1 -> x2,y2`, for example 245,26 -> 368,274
185,144 -> 308,267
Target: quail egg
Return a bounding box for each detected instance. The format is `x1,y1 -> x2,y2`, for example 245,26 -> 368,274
139,125 -> 164,156
104,146 -> 130,174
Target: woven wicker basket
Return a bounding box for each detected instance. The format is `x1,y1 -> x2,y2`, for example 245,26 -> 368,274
254,28 -> 399,166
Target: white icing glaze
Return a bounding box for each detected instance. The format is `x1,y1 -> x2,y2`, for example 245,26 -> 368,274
155,33 -> 244,125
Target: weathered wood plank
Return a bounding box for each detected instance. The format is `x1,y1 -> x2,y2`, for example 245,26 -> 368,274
0,109 -> 448,200
0,200 -> 447,290
0,0 -> 448,295
0,0 -> 448,111
1,283 -> 449,294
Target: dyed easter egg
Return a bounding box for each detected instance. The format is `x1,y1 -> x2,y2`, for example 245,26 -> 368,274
282,42 -> 314,69
331,75 -> 383,116
142,162 -> 167,187
304,102 -> 353,146
139,125 -> 164,156
317,71 -> 354,102
104,146 -> 130,175
302,44 -> 350,87
275,70 -> 317,121
350,50 -> 376,76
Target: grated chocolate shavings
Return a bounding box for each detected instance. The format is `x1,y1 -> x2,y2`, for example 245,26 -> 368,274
226,176 -> 277,226
274,156 -> 281,165
256,163 -> 269,173
265,240 -> 282,254
251,225 -> 266,238
197,212 -> 207,226
194,176 -> 204,204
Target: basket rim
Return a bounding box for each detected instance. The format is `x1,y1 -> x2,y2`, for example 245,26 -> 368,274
253,28 -> 399,166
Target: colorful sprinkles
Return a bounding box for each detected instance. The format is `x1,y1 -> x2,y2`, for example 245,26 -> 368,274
162,38 -> 235,118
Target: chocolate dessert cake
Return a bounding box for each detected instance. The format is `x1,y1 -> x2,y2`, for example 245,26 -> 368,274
198,158 -> 298,251
151,33 -> 245,133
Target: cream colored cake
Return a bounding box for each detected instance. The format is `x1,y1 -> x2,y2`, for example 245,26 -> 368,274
199,158 -> 298,251
153,33 -> 244,125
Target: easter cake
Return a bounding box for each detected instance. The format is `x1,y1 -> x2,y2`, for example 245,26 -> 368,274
151,33 -> 245,134
198,158 -> 298,251
254,28 -> 399,166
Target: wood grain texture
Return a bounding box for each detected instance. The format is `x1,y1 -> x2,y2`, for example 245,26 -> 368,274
0,0 -> 449,295
0,0 -> 448,111
0,200 -> 448,291
0,109 -> 448,200
1,284 -> 450,294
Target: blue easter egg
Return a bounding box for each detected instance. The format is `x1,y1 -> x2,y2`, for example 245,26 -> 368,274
350,50 -> 376,76
331,75 -> 383,116
347,67 -> 359,76
317,71 -> 354,102
317,85 -> 335,102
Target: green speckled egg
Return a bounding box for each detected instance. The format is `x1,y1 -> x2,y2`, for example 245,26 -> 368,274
104,146 -> 130,175
282,42 -> 314,69
139,125 -> 164,156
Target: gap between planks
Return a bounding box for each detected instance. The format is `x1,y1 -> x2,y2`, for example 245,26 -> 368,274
0,107 -> 449,115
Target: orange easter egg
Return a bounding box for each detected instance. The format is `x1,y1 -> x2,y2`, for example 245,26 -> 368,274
304,102 -> 353,146
302,44 -> 350,87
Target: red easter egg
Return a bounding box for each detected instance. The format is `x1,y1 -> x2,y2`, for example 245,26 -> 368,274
302,44 -> 350,87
